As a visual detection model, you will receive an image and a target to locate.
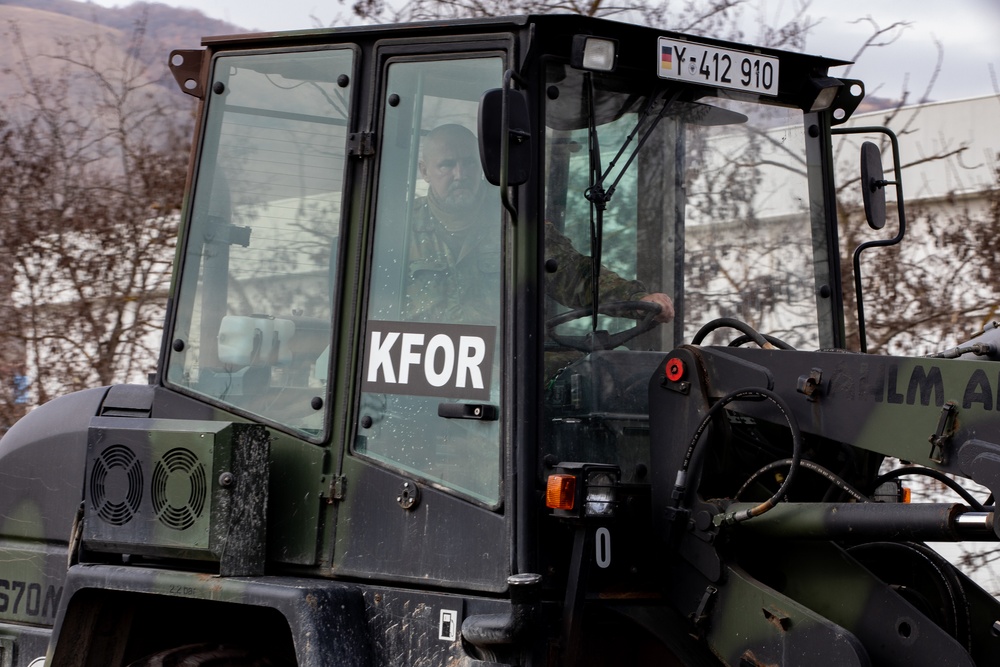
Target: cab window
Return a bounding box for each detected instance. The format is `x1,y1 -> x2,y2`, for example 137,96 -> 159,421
354,56 -> 503,505
166,48 -> 355,438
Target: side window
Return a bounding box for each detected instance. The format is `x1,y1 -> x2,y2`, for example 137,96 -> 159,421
355,56 -> 504,505
166,49 -> 355,438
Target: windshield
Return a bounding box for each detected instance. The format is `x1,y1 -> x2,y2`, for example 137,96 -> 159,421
542,61 -> 829,479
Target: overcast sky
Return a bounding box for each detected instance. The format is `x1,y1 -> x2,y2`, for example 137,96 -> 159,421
90,0 -> 1000,102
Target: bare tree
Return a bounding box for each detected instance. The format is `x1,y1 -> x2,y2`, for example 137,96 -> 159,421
344,0 -> 817,50
0,18 -> 192,427
839,157 -> 1000,355
833,31 -> 999,356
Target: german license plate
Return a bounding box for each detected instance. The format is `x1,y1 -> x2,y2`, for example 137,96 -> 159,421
657,37 -> 780,96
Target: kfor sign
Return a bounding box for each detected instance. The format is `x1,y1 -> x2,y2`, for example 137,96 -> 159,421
362,320 -> 496,400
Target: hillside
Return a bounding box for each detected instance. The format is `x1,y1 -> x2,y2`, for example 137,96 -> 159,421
2,0 -> 244,36
0,0 -> 246,106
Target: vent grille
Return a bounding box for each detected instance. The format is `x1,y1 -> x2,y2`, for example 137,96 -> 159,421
84,418 -> 269,570
152,447 -> 208,530
90,444 -> 143,526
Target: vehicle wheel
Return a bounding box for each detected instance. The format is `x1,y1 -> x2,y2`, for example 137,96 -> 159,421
127,642 -> 280,667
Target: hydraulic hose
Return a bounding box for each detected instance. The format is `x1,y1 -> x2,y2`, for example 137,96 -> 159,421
671,386 -> 803,524
691,317 -> 794,350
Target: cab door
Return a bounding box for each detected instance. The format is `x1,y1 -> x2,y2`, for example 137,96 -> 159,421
332,41 -> 512,592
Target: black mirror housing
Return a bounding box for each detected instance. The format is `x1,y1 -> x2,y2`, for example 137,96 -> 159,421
860,141 -> 887,230
478,88 -> 531,187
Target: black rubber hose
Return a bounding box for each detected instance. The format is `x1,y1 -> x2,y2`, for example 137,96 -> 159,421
735,458 -> 869,503
874,466 -> 987,512
676,387 -> 803,523
692,317 -> 794,350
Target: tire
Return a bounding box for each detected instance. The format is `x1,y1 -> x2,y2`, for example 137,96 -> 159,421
127,642 -> 280,667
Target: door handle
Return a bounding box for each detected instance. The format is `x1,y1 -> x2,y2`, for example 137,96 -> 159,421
438,403 -> 498,421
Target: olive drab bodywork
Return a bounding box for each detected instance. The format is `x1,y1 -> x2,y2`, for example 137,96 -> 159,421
2,13 -> 1000,667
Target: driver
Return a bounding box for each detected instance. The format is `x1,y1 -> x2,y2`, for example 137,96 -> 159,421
543,221 -> 674,322
406,123 -> 674,324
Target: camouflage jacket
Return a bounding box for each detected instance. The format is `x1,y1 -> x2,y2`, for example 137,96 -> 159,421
403,198 -> 649,323
404,198 -> 502,324
542,221 -> 649,307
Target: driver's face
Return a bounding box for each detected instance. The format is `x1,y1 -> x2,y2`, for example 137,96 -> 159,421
419,131 -> 482,214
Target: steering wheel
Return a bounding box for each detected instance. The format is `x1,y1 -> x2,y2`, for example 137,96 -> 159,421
545,300 -> 661,352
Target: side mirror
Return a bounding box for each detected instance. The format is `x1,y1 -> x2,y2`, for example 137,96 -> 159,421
860,141 -> 887,230
478,87 -> 531,187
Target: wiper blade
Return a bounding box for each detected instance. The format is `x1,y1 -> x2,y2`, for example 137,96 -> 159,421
586,87 -> 681,209
585,73 -> 604,333
584,84 -> 680,333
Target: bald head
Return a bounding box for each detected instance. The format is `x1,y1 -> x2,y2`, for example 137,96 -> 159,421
419,124 -> 483,215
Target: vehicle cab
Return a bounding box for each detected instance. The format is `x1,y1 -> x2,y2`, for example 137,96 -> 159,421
26,14 -> 867,666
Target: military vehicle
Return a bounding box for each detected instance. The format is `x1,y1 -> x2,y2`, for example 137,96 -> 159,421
2,13 -> 999,667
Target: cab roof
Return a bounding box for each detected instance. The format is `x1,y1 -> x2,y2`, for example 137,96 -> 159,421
200,13 -> 850,71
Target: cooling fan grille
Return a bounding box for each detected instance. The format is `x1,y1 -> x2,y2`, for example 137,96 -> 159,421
152,447 -> 208,530
90,444 -> 143,526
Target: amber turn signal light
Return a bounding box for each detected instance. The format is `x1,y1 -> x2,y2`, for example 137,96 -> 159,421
546,474 -> 577,511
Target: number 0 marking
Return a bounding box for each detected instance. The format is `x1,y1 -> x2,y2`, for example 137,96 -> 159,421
595,527 -> 611,569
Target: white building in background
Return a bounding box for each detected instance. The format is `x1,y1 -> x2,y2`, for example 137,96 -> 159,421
835,95 -> 1000,355
836,93 -> 1000,213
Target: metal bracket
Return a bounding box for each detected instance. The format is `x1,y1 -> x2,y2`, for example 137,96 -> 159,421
928,401 -> 958,464
796,367 -> 823,401
347,132 -> 376,157
689,585 -> 718,638
168,49 -> 206,99
205,222 -> 252,247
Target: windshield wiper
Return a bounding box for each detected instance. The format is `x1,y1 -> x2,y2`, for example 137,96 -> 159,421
583,82 -> 680,332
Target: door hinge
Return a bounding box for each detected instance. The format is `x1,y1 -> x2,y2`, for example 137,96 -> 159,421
328,474 -> 347,501
347,132 -> 375,157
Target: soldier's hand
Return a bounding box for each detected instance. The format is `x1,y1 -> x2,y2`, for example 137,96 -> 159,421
640,293 -> 674,323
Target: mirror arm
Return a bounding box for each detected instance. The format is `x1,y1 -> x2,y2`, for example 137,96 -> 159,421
500,69 -> 527,223
832,125 -> 907,353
